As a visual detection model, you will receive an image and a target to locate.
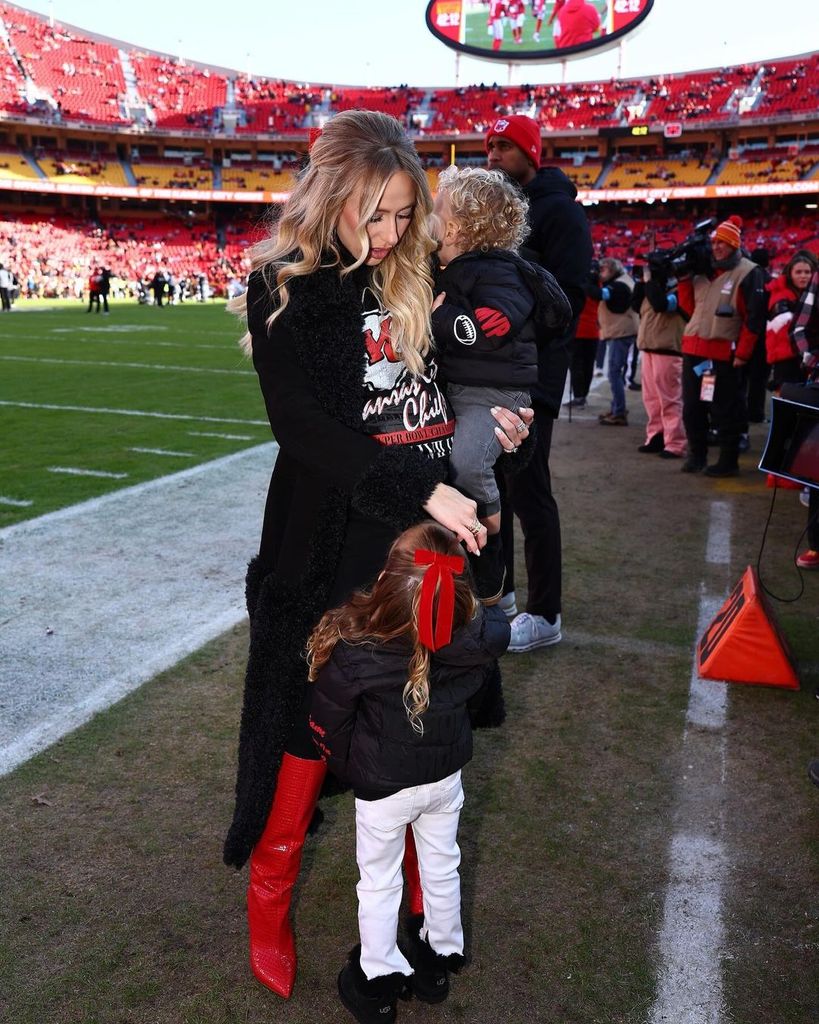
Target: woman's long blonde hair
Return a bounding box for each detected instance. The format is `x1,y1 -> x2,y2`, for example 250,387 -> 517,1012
230,110 -> 437,375
306,522 -> 477,735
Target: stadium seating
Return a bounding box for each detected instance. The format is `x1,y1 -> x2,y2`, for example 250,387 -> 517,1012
0,148 -> 40,180
221,165 -> 297,191
2,4 -> 128,124
37,153 -> 129,187
131,160 -> 214,190
605,157 -> 715,189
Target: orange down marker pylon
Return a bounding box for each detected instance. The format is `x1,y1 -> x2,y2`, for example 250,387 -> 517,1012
697,567 -> 799,689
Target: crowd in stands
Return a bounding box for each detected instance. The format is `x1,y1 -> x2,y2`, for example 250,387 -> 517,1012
0,3 -> 816,134
2,207 -> 817,307
0,212 -> 253,300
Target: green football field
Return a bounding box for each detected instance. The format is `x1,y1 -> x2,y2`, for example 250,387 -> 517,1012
0,300 -> 272,528
465,0 -> 609,55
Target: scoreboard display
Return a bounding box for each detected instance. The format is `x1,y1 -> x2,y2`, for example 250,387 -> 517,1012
426,0 -> 654,62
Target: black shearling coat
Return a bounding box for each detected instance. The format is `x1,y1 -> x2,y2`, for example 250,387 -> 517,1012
223,262 -> 450,869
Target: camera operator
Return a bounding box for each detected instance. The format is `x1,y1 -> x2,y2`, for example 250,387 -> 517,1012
588,257 -> 639,426
632,262 -> 687,458
677,215 -> 767,477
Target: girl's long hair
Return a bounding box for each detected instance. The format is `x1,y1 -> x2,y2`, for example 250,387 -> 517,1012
229,109 -> 437,375
785,250 -> 818,293
306,522 -> 477,735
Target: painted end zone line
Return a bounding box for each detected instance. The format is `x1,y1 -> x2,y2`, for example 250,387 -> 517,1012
0,442 -> 278,542
0,400 -> 268,428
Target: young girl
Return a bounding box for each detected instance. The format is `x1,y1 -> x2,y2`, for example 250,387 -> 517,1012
307,521 -> 511,1023
430,165 -> 571,600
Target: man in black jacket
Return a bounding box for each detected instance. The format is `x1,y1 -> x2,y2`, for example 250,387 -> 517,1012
486,114 -> 593,650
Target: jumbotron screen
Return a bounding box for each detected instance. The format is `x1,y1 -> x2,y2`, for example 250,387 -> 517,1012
426,0 -> 654,62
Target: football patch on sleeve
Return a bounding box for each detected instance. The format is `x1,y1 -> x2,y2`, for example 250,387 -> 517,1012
454,314 -> 477,345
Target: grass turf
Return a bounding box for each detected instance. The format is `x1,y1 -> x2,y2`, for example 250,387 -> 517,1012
0,301 -> 269,527
1,374 -> 817,1023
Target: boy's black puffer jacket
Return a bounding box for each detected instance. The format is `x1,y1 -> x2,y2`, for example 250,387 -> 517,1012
431,249 -> 571,389
308,605 -> 510,799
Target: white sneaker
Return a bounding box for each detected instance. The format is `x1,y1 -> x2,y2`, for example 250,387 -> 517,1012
507,613 -> 562,652
498,591 -> 518,620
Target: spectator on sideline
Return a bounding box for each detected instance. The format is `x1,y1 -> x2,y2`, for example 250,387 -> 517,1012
632,264 -> 687,458
87,267 -> 102,313
789,267 -> 819,570
765,250 -> 818,390
678,215 -> 767,477
565,285 -> 600,408
222,110 -> 530,1001
99,267 -> 111,315
0,262 -> 13,311
589,257 -> 639,427
486,113 -> 593,651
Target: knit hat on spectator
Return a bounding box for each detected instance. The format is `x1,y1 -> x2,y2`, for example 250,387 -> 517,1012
713,215 -> 743,249
485,115 -> 542,168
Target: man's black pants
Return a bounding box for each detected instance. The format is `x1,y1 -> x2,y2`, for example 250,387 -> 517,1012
498,408 -> 560,621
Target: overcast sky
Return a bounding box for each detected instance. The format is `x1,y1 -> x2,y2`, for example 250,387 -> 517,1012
15,0 -> 817,87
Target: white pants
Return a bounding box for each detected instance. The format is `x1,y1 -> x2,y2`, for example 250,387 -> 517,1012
355,770 -> 465,979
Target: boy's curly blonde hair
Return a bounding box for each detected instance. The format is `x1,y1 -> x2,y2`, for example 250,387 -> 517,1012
436,165 -> 529,254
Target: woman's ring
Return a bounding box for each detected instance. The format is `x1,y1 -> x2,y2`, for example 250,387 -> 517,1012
468,518 -> 482,535
516,421 -> 526,433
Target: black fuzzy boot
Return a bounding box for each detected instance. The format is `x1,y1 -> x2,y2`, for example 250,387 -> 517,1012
337,945 -> 410,1024
468,532 -> 505,604
405,914 -> 466,1004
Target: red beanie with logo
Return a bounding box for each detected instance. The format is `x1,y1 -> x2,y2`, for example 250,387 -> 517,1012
485,115 -> 542,168
713,215 -> 743,249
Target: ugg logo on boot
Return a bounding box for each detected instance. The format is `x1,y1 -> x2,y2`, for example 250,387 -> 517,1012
379,1006 -> 391,1014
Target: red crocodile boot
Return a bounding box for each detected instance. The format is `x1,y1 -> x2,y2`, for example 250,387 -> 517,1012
403,824 -> 424,917
247,753 -> 327,998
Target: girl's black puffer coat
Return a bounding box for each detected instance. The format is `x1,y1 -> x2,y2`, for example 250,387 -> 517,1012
308,605 -> 510,799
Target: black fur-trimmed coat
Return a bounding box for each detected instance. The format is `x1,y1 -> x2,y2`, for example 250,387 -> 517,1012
222,262 -> 451,869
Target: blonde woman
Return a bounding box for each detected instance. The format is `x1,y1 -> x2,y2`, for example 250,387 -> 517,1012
222,110 -> 531,1000
307,521 -> 510,1021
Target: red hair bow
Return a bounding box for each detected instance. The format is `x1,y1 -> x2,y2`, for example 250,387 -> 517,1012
414,549 -> 465,652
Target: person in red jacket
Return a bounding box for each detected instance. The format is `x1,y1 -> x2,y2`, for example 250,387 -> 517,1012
554,0 -> 601,49
677,215 -> 767,477
765,250 -> 818,390
565,286 -> 599,408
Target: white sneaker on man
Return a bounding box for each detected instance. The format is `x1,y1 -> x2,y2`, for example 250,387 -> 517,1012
498,591 -> 518,620
507,612 -> 562,651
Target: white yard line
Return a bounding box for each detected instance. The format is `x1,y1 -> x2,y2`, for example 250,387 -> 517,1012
0,497 -> 33,507
48,466 -> 129,479
649,502 -> 731,1024
0,443 -> 278,776
1,354 -> 252,376
0,400 -> 268,427
188,431 -> 255,441
128,447 -> 194,457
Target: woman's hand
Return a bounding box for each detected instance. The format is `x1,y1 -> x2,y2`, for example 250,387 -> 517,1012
423,482 -> 487,555
492,405 -> 534,452
432,291 -> 446,312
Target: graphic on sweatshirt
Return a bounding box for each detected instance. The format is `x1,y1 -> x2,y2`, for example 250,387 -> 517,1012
360,287 -> 454,458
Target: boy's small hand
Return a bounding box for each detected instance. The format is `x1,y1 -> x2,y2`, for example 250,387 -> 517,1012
432,291 -> 446,312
